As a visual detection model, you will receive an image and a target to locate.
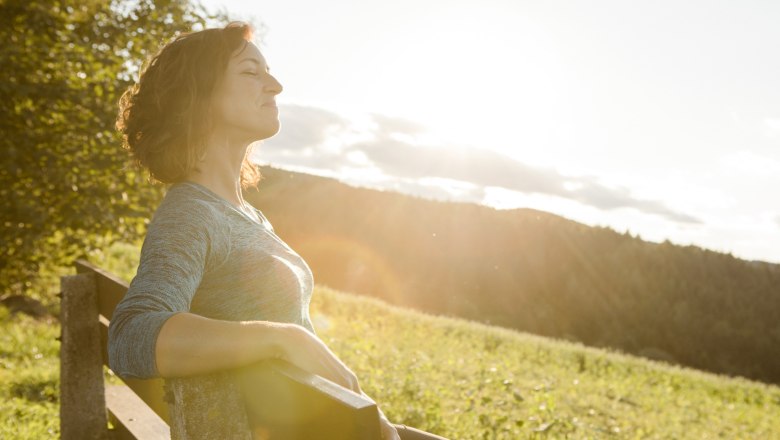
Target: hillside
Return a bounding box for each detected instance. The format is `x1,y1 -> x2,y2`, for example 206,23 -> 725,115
2,274 -> 779,438
246,166 -> 780,385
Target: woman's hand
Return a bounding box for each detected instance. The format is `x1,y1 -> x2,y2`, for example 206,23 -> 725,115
276,324 -> 361,393
379,414 -> 401,440
276,325 -> 399,438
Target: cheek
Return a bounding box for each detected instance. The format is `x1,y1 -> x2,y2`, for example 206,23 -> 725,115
213,88 -> 258,121
214,103 -> 237,126
233,85 -> 262,113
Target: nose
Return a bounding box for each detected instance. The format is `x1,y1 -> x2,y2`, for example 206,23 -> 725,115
265,73 -> 283,95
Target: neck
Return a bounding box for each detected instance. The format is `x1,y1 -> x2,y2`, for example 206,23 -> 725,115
186,132 -> 250,208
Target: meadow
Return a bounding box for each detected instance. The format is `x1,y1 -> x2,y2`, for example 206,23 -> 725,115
1,243 -> 779,439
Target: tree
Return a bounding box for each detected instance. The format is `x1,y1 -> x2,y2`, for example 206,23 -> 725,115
0,0 -> 221,302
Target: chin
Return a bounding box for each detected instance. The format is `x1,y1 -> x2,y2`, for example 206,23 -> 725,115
261,124 -> 281,140
250,122 -> 281,142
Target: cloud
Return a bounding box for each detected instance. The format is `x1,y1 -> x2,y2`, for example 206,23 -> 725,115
764,117 -> 780,139
380,177 -> 488,205
270,104 -> 349,150
565,179 -> 701,224
260,103 -> 701,224
353,138 -> 701,224
369,113 -> 426,137
350,138 -> 559,193
719,150 -> 780,178
257,146 -> 348,171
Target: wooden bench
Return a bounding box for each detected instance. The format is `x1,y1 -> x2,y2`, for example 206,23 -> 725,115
59,259 -> 382,439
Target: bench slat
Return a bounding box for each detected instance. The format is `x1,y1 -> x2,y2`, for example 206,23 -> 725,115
106,384 -> 170,440
76,260 -> 129,322
239,359 -> 381,439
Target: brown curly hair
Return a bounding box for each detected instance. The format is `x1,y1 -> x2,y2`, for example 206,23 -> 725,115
117,22 -> 262,188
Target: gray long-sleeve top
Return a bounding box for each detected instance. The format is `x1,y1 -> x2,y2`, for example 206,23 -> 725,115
107,181 -> 315,380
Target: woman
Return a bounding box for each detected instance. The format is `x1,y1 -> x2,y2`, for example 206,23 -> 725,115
109,22 -> 445,440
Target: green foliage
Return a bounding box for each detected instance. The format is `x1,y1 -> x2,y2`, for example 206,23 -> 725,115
0,0 -> 220,302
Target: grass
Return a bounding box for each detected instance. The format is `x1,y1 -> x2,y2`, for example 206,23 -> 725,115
0,308 -> 59,438
2,242 -> 780,438
312,287 -> 780,438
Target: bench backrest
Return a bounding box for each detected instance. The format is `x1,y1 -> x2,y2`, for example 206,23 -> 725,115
60,259 -> 381,439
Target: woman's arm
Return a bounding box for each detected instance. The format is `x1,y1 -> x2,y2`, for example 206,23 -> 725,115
155,313 -> 362,393
108,198 -> 215,379
158,313 -> 399,438
154,312 -> 287,377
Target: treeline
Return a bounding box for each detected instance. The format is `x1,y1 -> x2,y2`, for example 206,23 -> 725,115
248,166 -> 780,384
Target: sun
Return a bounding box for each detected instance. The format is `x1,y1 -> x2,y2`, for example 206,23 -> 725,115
337,4 -> 570,168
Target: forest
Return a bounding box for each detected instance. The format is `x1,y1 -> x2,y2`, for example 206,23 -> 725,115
247,166 -> 780,385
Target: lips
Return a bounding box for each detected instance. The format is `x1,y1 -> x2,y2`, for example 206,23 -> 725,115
261,101 -> 277,108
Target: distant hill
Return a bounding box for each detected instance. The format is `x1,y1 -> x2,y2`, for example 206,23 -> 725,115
246,166 -> 780,385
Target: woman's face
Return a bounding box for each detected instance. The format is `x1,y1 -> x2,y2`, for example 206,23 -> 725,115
210,41 -> 283,143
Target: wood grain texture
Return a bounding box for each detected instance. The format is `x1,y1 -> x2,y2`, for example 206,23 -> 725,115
60,272 -> 108,440
106,384 -> 170,440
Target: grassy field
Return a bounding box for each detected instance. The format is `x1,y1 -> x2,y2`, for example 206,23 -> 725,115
2,244 -> 780,438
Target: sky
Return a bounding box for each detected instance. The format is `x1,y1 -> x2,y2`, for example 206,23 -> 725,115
200,0 -> 780,264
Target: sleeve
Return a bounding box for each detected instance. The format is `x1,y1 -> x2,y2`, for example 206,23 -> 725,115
107,202 -> 212,379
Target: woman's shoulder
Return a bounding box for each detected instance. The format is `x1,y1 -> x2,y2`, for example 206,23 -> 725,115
150,183 -> 230,230
138,183 -> 232,268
